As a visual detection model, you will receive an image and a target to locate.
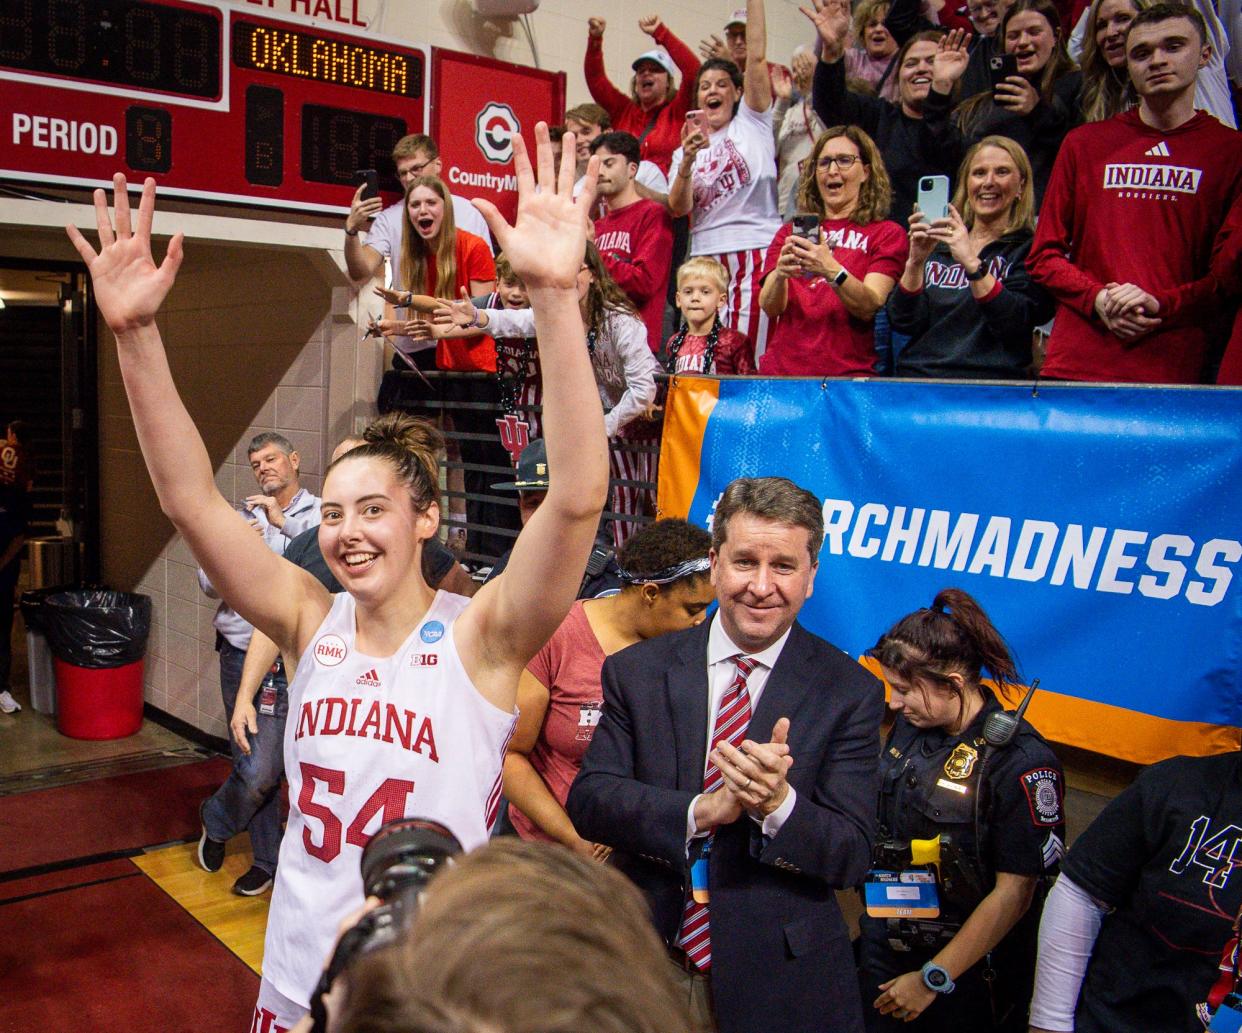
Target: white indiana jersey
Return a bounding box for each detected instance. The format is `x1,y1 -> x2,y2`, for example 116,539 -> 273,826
262,590 -> 517,1007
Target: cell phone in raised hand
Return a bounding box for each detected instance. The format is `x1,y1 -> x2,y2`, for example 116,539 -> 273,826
356,168 -> 379,201
917,175 -> 951,220
685,110 -> 708,136
988,53 -> 1019,93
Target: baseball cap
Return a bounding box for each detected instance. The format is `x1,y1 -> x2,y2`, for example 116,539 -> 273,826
724,8 -> 747,28
631,48 -> 677,76
490,438 -> 550,492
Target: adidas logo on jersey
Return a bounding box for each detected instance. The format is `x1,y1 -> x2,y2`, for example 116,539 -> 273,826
355,668 -> 382,689
1144,140 -> 1171,157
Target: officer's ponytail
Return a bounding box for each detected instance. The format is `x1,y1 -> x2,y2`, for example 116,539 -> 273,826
870,587 -> 1020,702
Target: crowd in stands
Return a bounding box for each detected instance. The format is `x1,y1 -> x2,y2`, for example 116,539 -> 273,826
342,0 -> 1238,560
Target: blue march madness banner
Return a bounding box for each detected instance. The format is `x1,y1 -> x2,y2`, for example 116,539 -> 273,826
659,377 -> 1242,764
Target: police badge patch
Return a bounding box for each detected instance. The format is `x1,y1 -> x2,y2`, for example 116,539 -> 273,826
1020,768 -> 1064,827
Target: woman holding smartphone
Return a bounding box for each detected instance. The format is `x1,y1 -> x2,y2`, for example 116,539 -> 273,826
668,0 -> 780,359
926,0 -> 1082,205
66,126 -> 609,1030
889,136 -> 1054,379
757,125 -> 907,376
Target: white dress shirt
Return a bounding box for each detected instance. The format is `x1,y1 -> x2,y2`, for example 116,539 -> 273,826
684,611 -> 799,847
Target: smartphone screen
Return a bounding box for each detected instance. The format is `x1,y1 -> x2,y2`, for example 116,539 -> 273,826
356,168 -> 379,201
989,53 -> 1019,92
917,175 -> 951,220
791,213 -> 821,242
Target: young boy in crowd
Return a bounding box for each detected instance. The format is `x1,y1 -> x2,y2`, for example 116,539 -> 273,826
485,254 -> 544,441
663,257 -> 757,374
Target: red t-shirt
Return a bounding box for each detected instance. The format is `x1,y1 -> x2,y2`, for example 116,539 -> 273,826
583,25 -> 700,174
1029,110 -> 1242,383
595,199 -> 673,352
665,323 -> 756,374
424,230 -> 497,372
759,218 -> 907,376
508,602 -> 606,843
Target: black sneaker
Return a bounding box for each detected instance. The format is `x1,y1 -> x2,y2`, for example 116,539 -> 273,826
197,801 -> 226,873
232,865 -> 274,896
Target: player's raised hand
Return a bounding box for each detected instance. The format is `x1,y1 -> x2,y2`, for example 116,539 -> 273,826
472,124 -> 598,291
65,175 -> 183,335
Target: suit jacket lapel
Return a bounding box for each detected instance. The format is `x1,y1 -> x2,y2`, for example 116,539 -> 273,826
666,622 -> 712,793
750,622 -> 812,742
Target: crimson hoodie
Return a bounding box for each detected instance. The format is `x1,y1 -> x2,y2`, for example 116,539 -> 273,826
1028,108 -> 1242,383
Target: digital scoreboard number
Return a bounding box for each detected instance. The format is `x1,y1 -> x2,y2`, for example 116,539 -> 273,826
0,0 -> 429,213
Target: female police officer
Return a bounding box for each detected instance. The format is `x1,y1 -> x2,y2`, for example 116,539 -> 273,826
860,588 -> 1065,1031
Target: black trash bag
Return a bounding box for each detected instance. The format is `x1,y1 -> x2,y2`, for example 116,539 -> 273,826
41,590 -> 152,669
19,586 -> 74,635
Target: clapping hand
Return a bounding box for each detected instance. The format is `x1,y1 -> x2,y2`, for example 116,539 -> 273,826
791,49 -> 817,94
773,64 -> 794,102
800,0 -> 851,60
66,175 -> 184,335
713,717 -> 795,818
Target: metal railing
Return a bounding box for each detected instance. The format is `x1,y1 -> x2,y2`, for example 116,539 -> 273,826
384,370 -> 660,568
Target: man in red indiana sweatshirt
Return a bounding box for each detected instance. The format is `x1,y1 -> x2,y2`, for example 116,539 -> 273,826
591,131 -> 674,352
1028,2 -> 1242,383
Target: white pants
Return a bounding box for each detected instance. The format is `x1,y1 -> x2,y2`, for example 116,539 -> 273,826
249,977 -> 307,1033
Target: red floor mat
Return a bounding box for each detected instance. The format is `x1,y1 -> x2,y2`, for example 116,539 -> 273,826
0,858 -> 257,1032
0,757 -> 231,875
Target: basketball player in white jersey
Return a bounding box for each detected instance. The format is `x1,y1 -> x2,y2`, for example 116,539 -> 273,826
67,124 -> 609,1031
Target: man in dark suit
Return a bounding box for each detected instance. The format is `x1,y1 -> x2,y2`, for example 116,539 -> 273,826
568,476 -> 884,1033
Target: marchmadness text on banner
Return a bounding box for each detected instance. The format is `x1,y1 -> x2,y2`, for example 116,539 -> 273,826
658,377 -> 1242,764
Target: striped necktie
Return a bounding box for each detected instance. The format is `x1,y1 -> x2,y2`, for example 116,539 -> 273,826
675,654 -> 758,971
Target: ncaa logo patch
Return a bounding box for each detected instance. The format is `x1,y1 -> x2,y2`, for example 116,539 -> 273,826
420,620 -> 445,644
475,102 -> 520,165
313,633 -> 348,667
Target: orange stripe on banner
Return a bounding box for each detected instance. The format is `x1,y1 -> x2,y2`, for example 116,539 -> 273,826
857,656 -> 1240,765
657,376 -> 720,519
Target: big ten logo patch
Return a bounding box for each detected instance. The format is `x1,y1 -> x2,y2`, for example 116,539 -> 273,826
476,102 -> 520,165
409,653 -> 439,667
576,700 -> 603,741
314,633 -> 348,667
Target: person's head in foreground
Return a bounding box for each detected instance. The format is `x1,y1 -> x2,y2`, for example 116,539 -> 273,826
336,839 -> 694,1033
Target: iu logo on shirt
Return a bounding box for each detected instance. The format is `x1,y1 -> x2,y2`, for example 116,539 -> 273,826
313,634 -> 348,667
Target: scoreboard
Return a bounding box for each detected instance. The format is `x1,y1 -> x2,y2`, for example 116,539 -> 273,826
0,0 -> 430,213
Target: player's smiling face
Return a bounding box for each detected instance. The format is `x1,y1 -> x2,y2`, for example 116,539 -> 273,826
319,456 -> 438,601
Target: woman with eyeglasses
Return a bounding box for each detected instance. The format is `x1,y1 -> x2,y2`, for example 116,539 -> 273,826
758,125 -> 908,376
926,0 -> 1082,205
